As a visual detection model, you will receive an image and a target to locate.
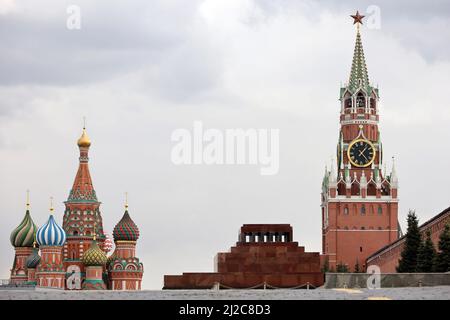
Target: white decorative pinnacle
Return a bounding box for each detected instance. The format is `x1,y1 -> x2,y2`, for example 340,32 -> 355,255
345,165 -> 352,188
360,171 -> 367,188
391,156 -> 398,188
376,169 -> 382,188
329,157 -> 337,186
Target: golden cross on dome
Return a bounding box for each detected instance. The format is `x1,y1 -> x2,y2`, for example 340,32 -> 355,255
125,192 -> 129,210
26,189 -> 30,209
83,116 -> 86,130
50,196 -> 54,212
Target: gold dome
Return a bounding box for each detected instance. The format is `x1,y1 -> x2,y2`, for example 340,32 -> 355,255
82,240 -> 107,266
77,128 -> 91,148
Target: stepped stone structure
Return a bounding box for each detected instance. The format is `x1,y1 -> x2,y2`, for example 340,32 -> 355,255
164,224 -> 324,289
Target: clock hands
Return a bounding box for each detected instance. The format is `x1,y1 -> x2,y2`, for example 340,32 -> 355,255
360,152 -> 369,162
348,139 -> 375,167
358,146 -> 370,162
358,146 -> 368,157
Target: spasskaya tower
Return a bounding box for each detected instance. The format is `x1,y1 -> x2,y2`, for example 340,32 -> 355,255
321,12 -> 400,272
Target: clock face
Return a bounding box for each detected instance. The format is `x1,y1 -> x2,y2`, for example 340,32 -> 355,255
347,139 -> 376,167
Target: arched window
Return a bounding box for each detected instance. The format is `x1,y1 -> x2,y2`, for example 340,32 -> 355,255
356,92 -> 365,108
378,206 -> 382,215
344,207 -> 349,215
344,92 -> 352,109
361,205 -> 366,215
351,183 -> 360,196
345,98 -> 352,109
367,182 -> 377,196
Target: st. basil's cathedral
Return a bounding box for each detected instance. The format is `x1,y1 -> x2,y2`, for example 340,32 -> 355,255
8,128 -> 144,290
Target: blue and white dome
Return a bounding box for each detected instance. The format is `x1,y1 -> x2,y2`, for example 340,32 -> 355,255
36,215 -> 66,246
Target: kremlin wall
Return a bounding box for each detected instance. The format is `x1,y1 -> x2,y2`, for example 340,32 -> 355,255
366,207 -> 450,272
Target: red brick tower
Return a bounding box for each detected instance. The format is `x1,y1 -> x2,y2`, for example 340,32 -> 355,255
321,12 -> 399,272
62,126 -> 106,289
108,200 -> 144,290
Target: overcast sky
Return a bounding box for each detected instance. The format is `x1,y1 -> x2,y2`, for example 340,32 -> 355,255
1,0 -> 449,289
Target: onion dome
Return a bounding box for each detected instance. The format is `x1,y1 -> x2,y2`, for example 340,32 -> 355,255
77,127 -> 91,148
82,240 -> 107,266
102,233 -> 113,253
113,209 -> 140,242
36,215 -> 67,247
26,247 -> 41,269
10,209 -> 38,247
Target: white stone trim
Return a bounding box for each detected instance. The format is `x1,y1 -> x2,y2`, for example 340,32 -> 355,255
327,197 -> 399,203
340,119 -> 378,125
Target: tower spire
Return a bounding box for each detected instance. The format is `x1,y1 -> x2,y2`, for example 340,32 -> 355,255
391,156 -> 398,188
348,11 -> 370,93
68,124 -> 97,203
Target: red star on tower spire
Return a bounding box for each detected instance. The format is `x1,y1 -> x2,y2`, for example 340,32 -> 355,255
351,10 -> 365,26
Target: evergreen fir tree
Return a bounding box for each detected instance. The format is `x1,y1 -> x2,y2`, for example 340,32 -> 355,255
397,210 -> 421,272
354,259 -> 360,273
336,262 -> 349,273
416,230 -> 436,272
321,257 -> 330,273
434,223 -> 450,272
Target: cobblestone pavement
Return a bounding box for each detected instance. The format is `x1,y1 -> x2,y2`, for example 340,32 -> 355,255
0,286 -> 449,300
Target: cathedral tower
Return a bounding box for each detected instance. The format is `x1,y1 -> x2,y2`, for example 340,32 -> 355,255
9,194 -> 38,284
81,232 -> 108,290
35,202 -> 67,289
62,126 -> 106,289
25,243 -> 41,285
108,200 -> 144,290
321,12 -> 399,271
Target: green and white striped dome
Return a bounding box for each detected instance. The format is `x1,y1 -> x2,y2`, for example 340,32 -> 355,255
10,210 -> 38,248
